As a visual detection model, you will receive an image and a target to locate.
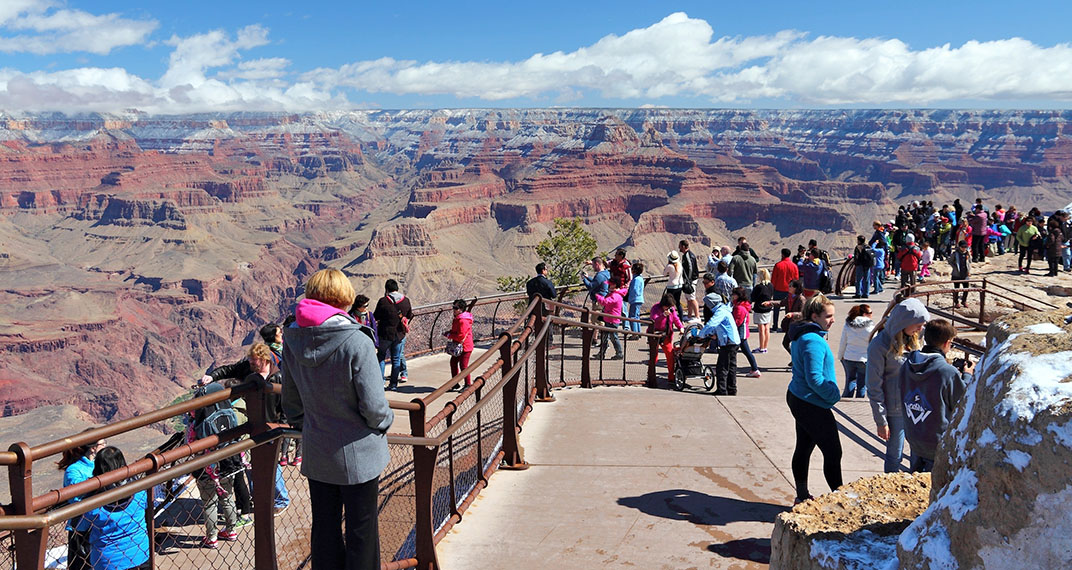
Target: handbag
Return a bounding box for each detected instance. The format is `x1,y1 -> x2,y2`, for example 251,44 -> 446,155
445,340 -> 464,357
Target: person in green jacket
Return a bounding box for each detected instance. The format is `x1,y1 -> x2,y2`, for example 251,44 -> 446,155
1016,217 -> 1041,273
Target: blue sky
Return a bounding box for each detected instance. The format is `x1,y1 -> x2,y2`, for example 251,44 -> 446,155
2,0 -> 1072,113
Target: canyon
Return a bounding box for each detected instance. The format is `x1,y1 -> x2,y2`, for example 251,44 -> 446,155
2,108 -> 1072,424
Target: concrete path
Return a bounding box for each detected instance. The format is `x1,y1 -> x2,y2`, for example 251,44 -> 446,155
435,281 -> 903,569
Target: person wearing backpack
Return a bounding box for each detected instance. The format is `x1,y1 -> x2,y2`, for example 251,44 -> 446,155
190,381 -> 242,549
852,235 -> 874,299
373,279 -> 413,391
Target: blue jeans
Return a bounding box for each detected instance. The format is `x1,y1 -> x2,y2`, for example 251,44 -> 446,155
274,465 -> 290,508
841,360 -> 866,398
738,324 -> 758,372
379,338 -> 406,386
854,267 -> 870,297
870,267 -> 884,293
1063,244 -> 1071,271
628,303 -> 643,333
884,414 -> 907,473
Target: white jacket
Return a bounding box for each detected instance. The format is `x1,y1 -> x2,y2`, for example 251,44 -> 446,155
838,316 -> 875,362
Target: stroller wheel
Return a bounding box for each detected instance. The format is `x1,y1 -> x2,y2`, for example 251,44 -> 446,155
703,365 -> 716,391
673,366 -> 687,391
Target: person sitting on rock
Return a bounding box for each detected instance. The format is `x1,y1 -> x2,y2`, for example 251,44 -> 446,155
897,319 -> 972,473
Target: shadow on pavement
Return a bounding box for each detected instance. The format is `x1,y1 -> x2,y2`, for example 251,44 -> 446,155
616,489 -> 788,563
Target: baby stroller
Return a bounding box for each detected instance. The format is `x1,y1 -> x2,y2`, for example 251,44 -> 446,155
671,323 -> 717,391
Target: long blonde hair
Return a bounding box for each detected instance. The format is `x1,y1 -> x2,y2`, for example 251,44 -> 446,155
871,315 -> 923,355
756,268 -> 771,285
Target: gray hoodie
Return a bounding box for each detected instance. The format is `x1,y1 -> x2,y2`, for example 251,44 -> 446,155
897,348 -> 969,460
866,298 -> 930,427
281,313 -> 394,485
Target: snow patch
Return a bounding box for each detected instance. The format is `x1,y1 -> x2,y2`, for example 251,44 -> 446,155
810,530 -> 899,570
996,350 -> 1072,422
1005,449 -> 1031,471
1046,421 -> 1072,448
1016,427 -> 1043,446
1026,322 -> 1064,334
977,428 -> 998,447
944,468 -> 980,521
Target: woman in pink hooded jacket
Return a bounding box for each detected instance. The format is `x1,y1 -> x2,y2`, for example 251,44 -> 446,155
595,278 -> 626,360
445,299 -> 474,390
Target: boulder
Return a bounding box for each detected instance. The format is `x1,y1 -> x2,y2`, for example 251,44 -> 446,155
771,472 -> 931,570
898,309 -> 1072,568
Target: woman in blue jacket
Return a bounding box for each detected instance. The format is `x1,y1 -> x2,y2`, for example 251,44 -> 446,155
58,437 -> 106,570
83,447 -> 150,570
786,294 -> 842,504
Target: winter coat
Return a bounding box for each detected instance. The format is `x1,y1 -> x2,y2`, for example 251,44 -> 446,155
897,245 -> 922,271
446,311 -> 474,352
772,258 -> 799,293
626,275 -> 645,305
526,274 -> 556,302
373,292 -> 412,344
697,296 -> 741,347
750,282 -> 774,314
282,302 -> 393,485
730,253 -> 757,288
969,210 -> 989,236
788,321 -> 840,409
1047,223 -> 1065,257
732,301 -> 751,339
866,298 -> 930,426
838,316 -> 875,363
897,348 -> 969,460
84,491 -> 150,570
873,245 -> 886,269
920,247 -> 933,267
64,456 -> 96,532
1016,223 -> 1039,247
595,287 -> 626,326
949,248 -> 970,280
797,259 -> 825,291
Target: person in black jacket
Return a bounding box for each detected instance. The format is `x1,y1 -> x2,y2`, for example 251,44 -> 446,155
897,319 -> 972,473
526,262 -> 557,302
373,279 -> 413,390
199,323 -> 282,386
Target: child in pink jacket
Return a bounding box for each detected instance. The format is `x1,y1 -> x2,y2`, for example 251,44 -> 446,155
595,278 -> 627,360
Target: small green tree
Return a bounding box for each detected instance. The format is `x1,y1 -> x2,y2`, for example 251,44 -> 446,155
497,216 -> 598,297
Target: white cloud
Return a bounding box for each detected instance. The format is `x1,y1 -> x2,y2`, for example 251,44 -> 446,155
3,11 -> 1072,113
0,0 -> 156,55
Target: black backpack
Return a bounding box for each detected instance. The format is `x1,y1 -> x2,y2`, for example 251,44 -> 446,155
193,383 -> 239,440
855,247 -> 874,268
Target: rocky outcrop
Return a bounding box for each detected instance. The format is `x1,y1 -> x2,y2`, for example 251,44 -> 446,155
897,310 -> 1072,569
771,472 -> 932,570
361,222 -> 439,259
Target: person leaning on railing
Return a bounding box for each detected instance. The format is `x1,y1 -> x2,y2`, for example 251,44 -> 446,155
82,447 -> 150,570
281,268 -> 394,570
57,434 -> 106,570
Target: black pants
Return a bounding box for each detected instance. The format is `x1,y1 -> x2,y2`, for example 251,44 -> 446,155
771,290 -> 788,331
1019,246 -> 1033,270
786,391 -> 843,501
67,529 -> 91,570
234,470 -> 253,515
1049,255 -> 1060,275
667,287 -> 683,316
952,278 -> 969,306
715,344 -> 738,394
309,476 -> 380,570
971,236 -> 986,262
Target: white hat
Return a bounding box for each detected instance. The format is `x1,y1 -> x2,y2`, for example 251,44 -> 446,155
668,251 -> 680,262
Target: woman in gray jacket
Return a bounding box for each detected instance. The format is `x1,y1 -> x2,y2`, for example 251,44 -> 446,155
282,269 -> 394,570
866,297 -> 929,473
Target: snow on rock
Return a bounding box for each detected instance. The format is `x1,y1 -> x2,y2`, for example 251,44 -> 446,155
898,309 -> 1072,568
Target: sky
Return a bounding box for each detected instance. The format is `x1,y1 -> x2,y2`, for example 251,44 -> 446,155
2,0 -> 1072,114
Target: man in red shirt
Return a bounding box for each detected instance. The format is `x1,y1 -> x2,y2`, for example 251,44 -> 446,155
771,248 -> 799,331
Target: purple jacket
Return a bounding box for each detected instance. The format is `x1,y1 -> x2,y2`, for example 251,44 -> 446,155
969,211 -> 988,236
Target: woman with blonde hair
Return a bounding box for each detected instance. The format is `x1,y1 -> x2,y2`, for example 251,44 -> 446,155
866,297 -> 929,472
786,293 -> 842,504
750,268 -> 774,352
281,268 -> 394,569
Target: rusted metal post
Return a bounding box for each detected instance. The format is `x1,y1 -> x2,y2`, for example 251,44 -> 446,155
581,309 -> 593,389
247,378 -> 279,570
534,300 -> 554,402
409,400 -> 441,570
979,278 -> 987,325
8,442 -> 47,570
647,335 -> 659,388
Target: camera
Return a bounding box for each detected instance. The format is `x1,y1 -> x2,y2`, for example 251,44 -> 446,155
952,356 -> 971,372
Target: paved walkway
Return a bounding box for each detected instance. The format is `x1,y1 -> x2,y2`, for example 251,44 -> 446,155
435,283 -> 901,569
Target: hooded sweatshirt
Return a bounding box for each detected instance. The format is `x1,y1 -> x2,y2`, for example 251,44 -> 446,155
838,316 -> 875,362
788,321 -> 840,408
897,347 -> 969,460
697,295 -> 740,346
281,306 -> 394,486
866,298 -> 930,427
447,311 -> 474,352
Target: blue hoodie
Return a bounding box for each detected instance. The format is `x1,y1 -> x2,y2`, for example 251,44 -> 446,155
695,293 -> 741,346
897,347 -> 970,460
788,321 -> 840,408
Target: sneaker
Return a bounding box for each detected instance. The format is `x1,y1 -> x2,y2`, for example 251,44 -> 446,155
235,516 -> 253,529
292,457 -> 302,468
219,530 -> 239,542
746,370 -> 762,378
278,459 -> 289,467
274,504 -> 289,517
793,495 -> 814,506
399,374 -> 408,383
202,537 -> 218,549
610,353 -> 624,360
